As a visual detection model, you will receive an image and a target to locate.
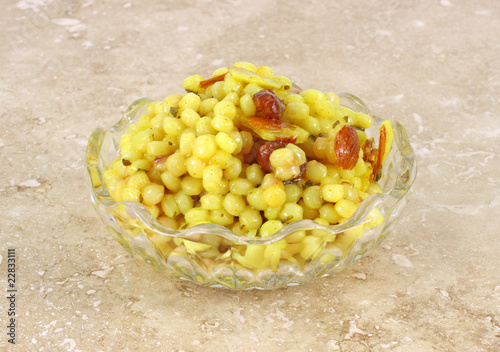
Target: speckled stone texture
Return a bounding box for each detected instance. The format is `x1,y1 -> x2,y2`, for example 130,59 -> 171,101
1,0 -> 499,351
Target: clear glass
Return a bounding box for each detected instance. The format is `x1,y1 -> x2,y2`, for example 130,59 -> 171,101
84,93 -> 417,290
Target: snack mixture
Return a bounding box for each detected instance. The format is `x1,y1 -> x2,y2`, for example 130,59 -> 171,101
103,63 -> 393,268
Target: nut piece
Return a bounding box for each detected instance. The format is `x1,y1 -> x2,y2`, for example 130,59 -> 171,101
334,124 -> 360,170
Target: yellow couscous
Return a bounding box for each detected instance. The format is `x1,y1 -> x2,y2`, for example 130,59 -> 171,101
104,63 -> 394,268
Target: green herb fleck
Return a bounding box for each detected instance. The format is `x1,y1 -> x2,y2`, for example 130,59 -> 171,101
302,180 -> 316,189
170,107 -> 179,117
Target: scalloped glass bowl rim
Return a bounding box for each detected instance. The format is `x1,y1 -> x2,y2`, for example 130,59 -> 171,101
85,93 -> 416,246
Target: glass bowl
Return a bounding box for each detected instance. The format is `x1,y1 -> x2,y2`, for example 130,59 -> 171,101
85,93 -> 416,290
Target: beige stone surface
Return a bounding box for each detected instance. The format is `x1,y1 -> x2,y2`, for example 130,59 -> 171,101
1,0 -> 499,351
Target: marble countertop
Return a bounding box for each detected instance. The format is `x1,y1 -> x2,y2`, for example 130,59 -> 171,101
1,0 -> 499,351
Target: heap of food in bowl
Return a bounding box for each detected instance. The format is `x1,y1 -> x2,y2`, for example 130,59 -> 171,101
88,62 -> 414,289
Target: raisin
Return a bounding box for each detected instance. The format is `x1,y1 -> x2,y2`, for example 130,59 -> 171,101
253,90 -> 285,120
